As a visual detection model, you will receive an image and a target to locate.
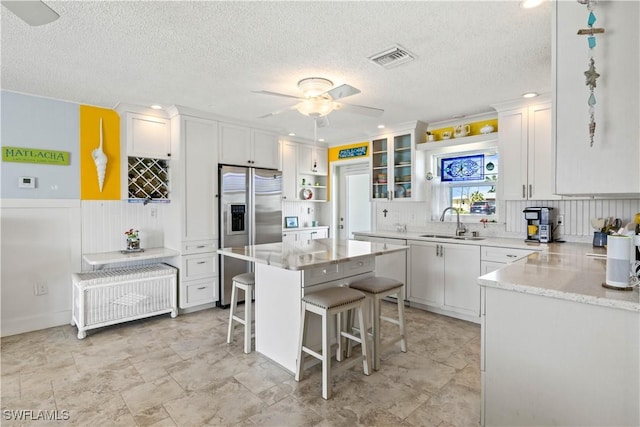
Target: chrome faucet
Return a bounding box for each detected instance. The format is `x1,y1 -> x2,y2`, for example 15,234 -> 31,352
440,207 -> 467,236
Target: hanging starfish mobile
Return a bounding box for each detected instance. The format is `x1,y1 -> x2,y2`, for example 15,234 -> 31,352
584,58 -> 600,89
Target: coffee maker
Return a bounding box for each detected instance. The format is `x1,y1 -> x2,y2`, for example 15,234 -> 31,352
524,207 -> 555,243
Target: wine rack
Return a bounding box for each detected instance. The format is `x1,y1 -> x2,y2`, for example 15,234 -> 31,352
128,157 -> 170,201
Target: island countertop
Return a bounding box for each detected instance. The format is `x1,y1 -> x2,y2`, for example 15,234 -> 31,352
217,238 -> 408,271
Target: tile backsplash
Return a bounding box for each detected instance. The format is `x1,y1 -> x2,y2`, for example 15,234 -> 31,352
373,198 -> 640,242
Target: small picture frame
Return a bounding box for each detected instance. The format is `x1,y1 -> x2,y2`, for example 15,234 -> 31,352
285,216 -> 299,228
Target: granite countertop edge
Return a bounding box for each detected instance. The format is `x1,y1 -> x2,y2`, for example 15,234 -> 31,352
478,276 -> 640,313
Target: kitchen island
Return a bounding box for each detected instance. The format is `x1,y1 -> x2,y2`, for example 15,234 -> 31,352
478,249 -> 639,426
217,238 -> 408,373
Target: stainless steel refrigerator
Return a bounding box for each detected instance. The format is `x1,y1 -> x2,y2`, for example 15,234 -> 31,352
218,165 -> 282,307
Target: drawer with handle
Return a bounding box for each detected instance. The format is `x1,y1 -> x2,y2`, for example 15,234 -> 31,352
184,279 -> 215,305
303,263 -> 340,287
183,253 -> 216,280
182,239 -> 217,255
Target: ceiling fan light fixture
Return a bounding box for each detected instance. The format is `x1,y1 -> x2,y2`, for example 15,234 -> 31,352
297,77 -> 333,97
296,98 -> 334,117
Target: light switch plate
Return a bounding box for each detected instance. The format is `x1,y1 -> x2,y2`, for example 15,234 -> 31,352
18,176 -> 36,189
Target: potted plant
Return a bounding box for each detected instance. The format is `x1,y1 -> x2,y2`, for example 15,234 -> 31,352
124,228 -> 140,251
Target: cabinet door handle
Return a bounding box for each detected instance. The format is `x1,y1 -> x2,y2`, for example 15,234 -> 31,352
197,286 -> 206,290
196,245 -> 206,248
529,184 -> 532,198
506,254 -> 518,258
522,184 -> 526,199
196,261 -> 207,264
357,261 -> 364,266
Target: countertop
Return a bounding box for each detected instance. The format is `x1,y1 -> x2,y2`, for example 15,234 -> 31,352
354,230 -> 638,312
82,247 -> 180,266
217,238 -> 408,271
353,230 -> 552,251
478,248 -> 639,312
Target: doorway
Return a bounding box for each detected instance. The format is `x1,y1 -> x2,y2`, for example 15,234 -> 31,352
335,162 -> 371,239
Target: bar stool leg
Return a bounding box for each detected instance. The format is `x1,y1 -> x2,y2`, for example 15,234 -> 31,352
397,289 -> 407,353
244,287 -> 252,354
372,295 -> 382,371
295,302 -> 308,382
227,281 -> 238,344
322,309 -> 331,400
357,303 -> 371,375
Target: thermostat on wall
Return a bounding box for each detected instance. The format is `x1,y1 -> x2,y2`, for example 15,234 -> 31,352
18,176 -> 36,189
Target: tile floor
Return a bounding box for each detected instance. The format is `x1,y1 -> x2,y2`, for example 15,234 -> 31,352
1,303 -> 481,426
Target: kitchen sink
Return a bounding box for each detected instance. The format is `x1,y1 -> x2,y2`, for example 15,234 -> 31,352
419,234 -> 485,241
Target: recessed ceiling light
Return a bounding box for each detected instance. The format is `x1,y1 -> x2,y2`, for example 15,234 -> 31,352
520,0 -> 544,9
522,92 -> 539,98
150,104 -> 162,110
377,125 -> 385,129
318,138 -> 325,142
288,132 -> 296,136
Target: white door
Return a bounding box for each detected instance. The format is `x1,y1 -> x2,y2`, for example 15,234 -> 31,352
337,163 -> 371,239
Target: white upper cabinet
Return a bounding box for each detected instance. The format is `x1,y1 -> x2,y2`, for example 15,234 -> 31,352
125,113 -> 171,159
251,129 -> 280,170
218,122 -> 279,169
298,145 -> 328,176
371,122 -> 427,202
281,141 -> 298,201
497,99 -> 559,201
554,1 -> 640,196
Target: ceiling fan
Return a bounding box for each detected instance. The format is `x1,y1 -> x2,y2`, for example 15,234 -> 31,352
254,77 -> 383,127
1,0 -> 59,26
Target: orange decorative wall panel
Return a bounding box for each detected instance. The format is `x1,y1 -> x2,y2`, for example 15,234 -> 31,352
80,106 -> 120,200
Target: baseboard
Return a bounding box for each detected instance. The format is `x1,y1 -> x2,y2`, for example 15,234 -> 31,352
1,310 -> 72,337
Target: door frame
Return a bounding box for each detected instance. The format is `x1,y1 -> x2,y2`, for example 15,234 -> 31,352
330,158 -> 371,239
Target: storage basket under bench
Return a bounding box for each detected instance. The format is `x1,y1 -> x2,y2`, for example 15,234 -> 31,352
72,263 -> 178,339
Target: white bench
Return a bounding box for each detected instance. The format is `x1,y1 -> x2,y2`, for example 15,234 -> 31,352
71,263 -> 177,339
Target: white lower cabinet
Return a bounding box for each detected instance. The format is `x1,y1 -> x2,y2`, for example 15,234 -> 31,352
282,227 -> 329,242
408,240 -> 481,322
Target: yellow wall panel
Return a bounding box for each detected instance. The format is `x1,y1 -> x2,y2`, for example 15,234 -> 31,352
80,106 -> 120,200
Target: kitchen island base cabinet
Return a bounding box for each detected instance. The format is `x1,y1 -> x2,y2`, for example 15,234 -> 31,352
254,261 -> 374,373
408,240 -> 481,323
481,286 -> 639,427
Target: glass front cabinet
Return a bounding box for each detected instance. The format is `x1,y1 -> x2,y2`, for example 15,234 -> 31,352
371,122 -> 427,201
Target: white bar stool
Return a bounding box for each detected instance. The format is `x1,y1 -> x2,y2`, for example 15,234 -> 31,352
295,286 -> 371,400
226,272 -> 255,354
348,276 -> 407,371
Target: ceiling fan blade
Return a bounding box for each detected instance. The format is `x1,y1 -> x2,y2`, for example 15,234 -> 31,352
2,0 -> 59,26
326,84 -> 360,100
339,102 -> 384,117
257,104 -> 298,119
252,90 -> 305,100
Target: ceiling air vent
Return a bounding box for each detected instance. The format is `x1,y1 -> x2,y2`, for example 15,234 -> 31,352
369,46 -> 415,69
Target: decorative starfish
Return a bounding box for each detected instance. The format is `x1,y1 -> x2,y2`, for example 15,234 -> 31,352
584,58 -> 600,88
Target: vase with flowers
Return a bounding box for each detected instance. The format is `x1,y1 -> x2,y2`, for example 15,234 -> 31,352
124,228 -> 140,251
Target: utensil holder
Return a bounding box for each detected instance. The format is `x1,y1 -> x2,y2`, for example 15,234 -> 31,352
593,231 -> 607,247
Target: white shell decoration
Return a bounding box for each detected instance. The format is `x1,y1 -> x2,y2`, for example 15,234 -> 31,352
480,124 -> 495,134
91,117 -> 108,192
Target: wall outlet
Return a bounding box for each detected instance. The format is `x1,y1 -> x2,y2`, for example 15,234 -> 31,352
557,214 -> 565,226
34,281 -> 48,296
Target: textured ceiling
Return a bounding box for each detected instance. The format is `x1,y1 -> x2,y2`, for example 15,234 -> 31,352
1,1 -> 552,144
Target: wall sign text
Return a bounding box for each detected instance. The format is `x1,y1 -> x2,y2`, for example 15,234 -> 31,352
2,147 -> 70,165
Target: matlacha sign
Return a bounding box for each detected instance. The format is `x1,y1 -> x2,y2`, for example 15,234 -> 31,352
2,146 -> 70,165
338,145 -> 368,159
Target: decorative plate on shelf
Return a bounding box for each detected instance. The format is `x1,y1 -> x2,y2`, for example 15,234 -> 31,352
302,188 -> 313,200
